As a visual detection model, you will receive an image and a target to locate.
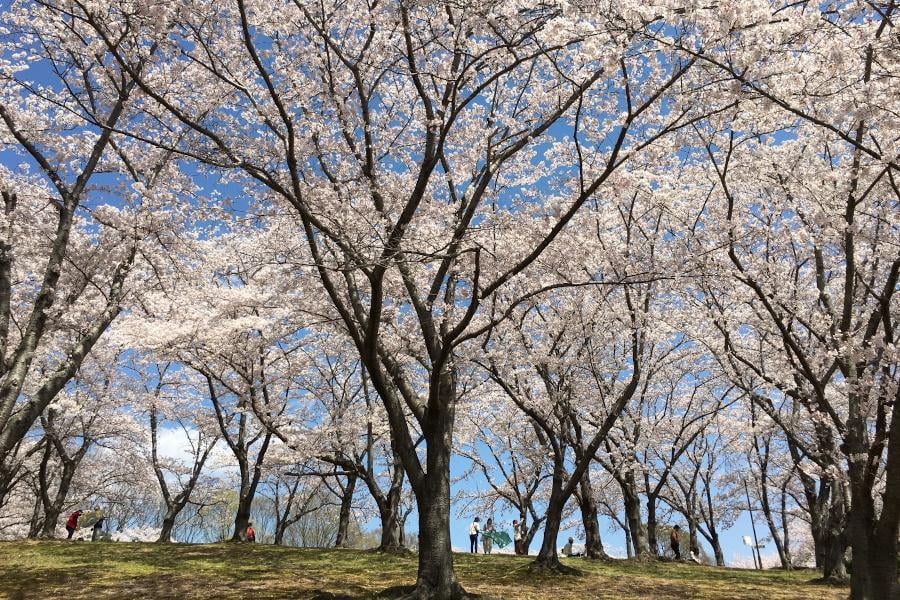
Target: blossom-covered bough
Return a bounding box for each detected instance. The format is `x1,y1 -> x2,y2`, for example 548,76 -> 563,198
0,2 -> 895,599
0,0 -> 195,508
69,1 -> 711,596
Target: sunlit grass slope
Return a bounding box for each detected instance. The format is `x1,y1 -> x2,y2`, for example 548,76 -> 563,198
0,541 -> 847,599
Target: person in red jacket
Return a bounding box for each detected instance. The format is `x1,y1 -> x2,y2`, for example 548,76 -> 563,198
65,510 -> 82,540
245,523 -> 256,543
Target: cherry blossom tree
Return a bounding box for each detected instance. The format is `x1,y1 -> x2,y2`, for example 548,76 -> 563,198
301,346 -> 409,552
71,1 -> 726,593
456,397 -> 551,555
3,2 -> 892,597
663,414 -> 743,567
633,367 -> 730,556
0,0 -> 195,471
684,118 -> 898,596
479,280 -> 650,570
644,3 -> 900,595
27,350 -> 139,538
125,360 -> 222,543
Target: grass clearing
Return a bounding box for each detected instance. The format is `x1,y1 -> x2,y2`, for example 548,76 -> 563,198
0,541 -> 848,599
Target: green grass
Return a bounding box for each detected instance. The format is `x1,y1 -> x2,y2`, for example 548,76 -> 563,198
0,540 -> 848,599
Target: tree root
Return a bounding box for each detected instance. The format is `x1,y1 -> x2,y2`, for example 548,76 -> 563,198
366,544 -> 414,556
377,582 -> 486,599
583,549 -> 615,562
809,575 -> 850,586
525,559 -> 583,576
309,591 -> 354,600
624,552 -> 659,564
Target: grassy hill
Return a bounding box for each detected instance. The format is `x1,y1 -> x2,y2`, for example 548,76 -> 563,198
0,541 -> 847,599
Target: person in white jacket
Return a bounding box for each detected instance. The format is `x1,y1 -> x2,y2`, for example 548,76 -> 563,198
469,517 -> 481,553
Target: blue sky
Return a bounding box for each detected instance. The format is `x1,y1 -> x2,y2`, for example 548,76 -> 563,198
152,422 -> 771,565
5,19 -> 785,567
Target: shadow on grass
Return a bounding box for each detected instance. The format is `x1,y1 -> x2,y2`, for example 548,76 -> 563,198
0,541 -> 851,600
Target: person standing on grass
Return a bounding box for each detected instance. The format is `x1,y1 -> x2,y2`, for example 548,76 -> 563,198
482,518 -> 495,554
91,515 -> 105,542
512,519 -> 523,555
245,523 -> 256,543
670,525 -> 681,560
469,517 -> 480,553
65,510 -> 82,540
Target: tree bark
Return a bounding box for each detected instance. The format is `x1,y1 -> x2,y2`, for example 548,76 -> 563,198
820,489 -> 848,581
159,509 -> 178,544
231,461 -> 266,543
533,488 -> 565,569
844,401 -> 900,600
35,419 -> 91,539
710,532 -> 725,566
531,472 -> 576,573
623,518 -> 633,559
577,473 -> 607,559
646,494 -> 659,556
27,491 -> 43,539
685,514 -> 700,559
335,472 -> 357,548
621,472 -> 648,557
150,383 -> 216,544
377,491 -> 404,551
761,491 -> 789,569
229,435 -> 271,542
409,430 -> 464,599
518,513 -> 543,556
39,463 -> 77,539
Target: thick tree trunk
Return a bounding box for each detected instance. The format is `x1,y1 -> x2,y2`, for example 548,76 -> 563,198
686,515 -> 700,559
646,494 -> 659,556
378,501 -> 403,551
40,461 -> 77,538
844,385 -> 900,600
810,503 -> 826,569
40,505 -> 64,539
710,532 -> 725,566
845,461 -> 899,597
520,514 -> 541,556
860,547 -> 900,600
403,369 -> 464,599
533,483 -> 566,571
370,468 -> 404,551
820,490 -> 848,581
410,450 -> 464,598
849,521 -> 899,600
27,494 -> 43,539
158,510 -> 177,543
531,466 -> 579,573
335,472 -> 357,548
577,474 -> 607,559
621,474 -> 648,557
232,494 -> 253,542
231,469 -> 259,542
